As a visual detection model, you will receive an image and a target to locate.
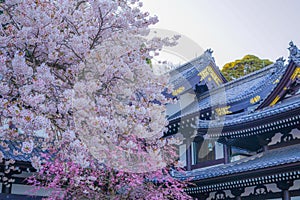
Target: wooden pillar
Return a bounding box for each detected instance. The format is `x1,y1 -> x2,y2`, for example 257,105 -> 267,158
277,180 -> 293,200
2,162 -> 13,194
224,144 -> 230,164
186,138 -> 192,171
1,184 -> 11,194
1,161 -> 22,194
2,175 -> 12,194
283,190 -> 290,200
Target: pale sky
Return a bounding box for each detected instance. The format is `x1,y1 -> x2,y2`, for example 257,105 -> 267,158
143,0 -> 300,68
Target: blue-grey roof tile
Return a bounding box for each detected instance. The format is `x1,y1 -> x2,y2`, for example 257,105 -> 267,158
0,139 -> 46,162
174,144 -> 300,181
168,61 -> 286,122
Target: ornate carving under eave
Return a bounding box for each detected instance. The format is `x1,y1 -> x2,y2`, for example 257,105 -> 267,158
280,130 -> 294,143
245,184 -> 275,200
211,190 -> 228,200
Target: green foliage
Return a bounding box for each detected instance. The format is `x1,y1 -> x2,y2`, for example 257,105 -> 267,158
221,55 -> 273,81
145,57 -> 153,68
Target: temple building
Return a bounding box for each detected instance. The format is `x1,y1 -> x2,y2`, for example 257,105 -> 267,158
0,42 -> 299,200
166,42 -> 300,200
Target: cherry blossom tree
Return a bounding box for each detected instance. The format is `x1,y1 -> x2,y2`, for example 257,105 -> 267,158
0,0 -> 190,199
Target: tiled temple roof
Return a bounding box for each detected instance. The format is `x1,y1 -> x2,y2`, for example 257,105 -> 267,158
174,143 -> 300,181
167,58 -> 287,122
169,49 -> 225,96
198,93 -> 300,129
169,55 -> 209,95
0,138 -> 46,162
169,50 -> 213,84
168,42 -> 300,129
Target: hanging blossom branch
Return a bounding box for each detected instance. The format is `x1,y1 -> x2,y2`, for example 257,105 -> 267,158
0,0 -> 190,199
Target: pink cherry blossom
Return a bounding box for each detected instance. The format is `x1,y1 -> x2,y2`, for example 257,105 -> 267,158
0,0 -> 190,199
21,141 -> 34,154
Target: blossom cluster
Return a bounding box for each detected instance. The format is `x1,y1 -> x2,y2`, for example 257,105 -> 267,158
0,0 -> 190,199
